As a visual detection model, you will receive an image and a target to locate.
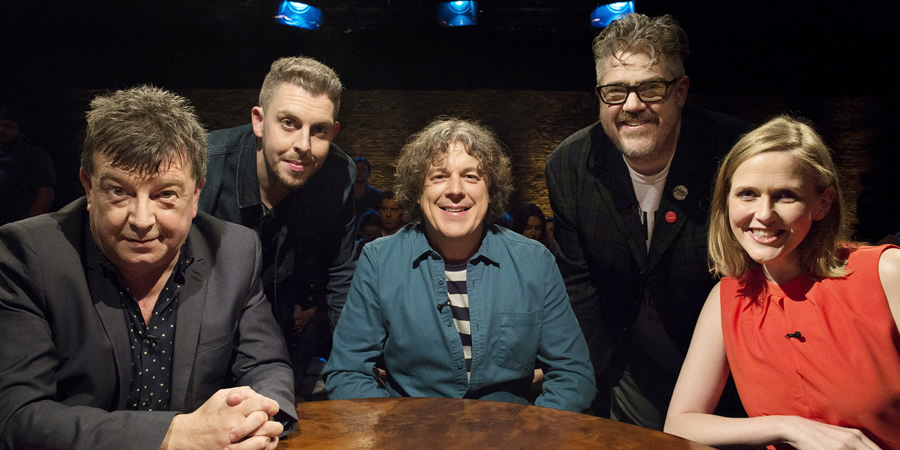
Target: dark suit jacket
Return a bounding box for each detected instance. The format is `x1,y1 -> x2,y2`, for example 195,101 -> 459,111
545,105 -> 747,398
0,198 -> 296,450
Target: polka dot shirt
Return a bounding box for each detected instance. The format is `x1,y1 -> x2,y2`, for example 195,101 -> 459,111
100,240 -> 194,412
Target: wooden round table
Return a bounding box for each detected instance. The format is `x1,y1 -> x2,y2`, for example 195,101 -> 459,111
278,397 -> 713,449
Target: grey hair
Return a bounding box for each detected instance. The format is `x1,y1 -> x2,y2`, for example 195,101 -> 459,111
593,13 -> 690,83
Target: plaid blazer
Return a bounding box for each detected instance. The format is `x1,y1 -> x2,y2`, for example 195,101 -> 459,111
545,104 -> 748,379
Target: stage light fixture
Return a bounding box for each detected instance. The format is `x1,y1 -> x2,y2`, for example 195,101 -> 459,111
275,1 -> 323,30
438,1 -> 478,27
591,2 -> 635,28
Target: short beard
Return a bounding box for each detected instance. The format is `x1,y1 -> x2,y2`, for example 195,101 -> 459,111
616,138 -> 660,163
259,132 -> 307,192
608,110 -> 662,162
265,155 -> 307,191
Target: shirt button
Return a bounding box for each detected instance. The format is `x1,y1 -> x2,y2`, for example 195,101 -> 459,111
438,280 -> 444,285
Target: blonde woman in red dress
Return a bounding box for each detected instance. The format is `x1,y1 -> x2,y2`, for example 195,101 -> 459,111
665,115 -> 900,449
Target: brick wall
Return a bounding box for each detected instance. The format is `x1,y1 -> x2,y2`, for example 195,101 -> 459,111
66,89 -> 898,238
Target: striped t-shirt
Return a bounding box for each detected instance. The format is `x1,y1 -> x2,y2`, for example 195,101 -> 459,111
445,262 -> 472,380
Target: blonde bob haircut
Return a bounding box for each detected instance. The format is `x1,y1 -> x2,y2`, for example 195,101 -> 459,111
708,115 -> 851,279
394,117 -> 512,226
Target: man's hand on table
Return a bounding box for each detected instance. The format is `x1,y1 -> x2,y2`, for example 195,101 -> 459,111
160,386 -> 283,450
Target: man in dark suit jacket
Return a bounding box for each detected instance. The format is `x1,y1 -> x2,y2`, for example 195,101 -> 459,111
545,14 -> 747,429
0,86 -> 295,450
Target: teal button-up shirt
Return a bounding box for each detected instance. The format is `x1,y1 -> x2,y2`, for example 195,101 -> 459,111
324,224 -> 595,412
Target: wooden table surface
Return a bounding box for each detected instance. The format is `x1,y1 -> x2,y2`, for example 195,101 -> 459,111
278,397 -> 713,449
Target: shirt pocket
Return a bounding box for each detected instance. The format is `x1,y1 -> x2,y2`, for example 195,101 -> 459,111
495,311 -> 543,372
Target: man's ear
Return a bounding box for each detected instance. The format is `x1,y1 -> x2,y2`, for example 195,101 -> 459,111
192,178 -> 205,219
676,75 -> 690,108
79,168 -> 93,210
251,106 -> 265,138
332,121 -> 340,139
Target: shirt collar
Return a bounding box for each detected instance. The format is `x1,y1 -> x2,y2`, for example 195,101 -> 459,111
409,223 -> 500,268
93,235 -> 195,287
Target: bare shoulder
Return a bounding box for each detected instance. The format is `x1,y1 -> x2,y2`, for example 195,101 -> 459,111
694,281 -> 723,339
704,282 -> 722,314
879,247 -> 900,287
878,247 -> 900,328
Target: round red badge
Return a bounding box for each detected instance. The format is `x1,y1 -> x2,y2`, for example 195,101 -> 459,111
665,211 -> 677,223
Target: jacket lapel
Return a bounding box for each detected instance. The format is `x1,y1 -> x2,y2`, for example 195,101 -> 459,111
588,133 -> 649,268
169,227 -> 209,411
647,183 -> 687,272
84,235 -> 133,410
646,112 -> 720,274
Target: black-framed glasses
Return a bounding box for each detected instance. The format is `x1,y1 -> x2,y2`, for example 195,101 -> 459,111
595,77 -> 681,105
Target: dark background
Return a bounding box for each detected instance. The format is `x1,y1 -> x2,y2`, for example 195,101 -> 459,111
2,1 -> 898,240
3,1 -> 897,93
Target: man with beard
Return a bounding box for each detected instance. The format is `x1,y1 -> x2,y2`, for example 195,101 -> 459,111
545,14 -> 747,429
199,57 -> 356,391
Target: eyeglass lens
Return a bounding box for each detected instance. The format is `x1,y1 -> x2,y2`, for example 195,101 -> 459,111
600,81 -> 669,104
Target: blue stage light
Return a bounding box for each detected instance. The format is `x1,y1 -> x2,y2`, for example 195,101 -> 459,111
438,1 -> 478,27
591,2 -> 635,28
275,1 -> 323,30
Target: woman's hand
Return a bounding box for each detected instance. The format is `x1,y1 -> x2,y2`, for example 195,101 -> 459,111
779,415 -> 881,450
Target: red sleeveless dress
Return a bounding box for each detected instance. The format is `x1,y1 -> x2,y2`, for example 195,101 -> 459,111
720,245 -> 900,449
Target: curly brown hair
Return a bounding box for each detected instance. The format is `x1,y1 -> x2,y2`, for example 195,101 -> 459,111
394,117 -> 512,225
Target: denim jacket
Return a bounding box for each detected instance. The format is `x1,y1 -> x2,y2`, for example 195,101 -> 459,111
198,124 -> 356,328
324,224 -> 596,412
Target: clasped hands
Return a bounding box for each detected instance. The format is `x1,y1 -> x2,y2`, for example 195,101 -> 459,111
161,386 -> 284,450
293,305 -> 316,333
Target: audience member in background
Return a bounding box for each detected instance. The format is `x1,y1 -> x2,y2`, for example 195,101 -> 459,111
359,208 -> 382,241
545,13 -> 748,428
665,115 -> 900,449
198,56 -> 356,392
510,203 -> 547,243
378,190 -> 404,237
353,156 -> 383,237
354,208 -> 382,260
544,215 -> 555,243
0,86 -> 294,449
324,118 -> 595,412
544,215 -> 561,256
0,105 -> 55,225
355,191 -> 405,260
